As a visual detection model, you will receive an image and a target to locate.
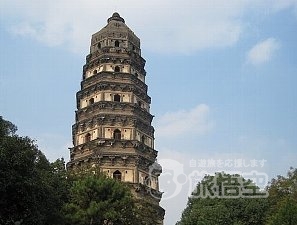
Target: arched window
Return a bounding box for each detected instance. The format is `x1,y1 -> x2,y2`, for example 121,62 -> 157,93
141,135 -> 146,144
85,133 -> 91,142
114,94 -> 121,102
89,98 -> 94,105
113,170 -> 122,181
97,42 -> 101,49
115,40 -> 120,47
135,72 -> 138,78
113,129 -> 121,140
114,66 -> 120,72
138,101 -> 142,107
144,176 -> 151,186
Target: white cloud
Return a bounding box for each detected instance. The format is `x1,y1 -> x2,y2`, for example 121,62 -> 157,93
155,104 -> 214,138
10,22 -> 38,38
271,0 -> 297,12
0,0 -> 245,54
2,0 -> 296,54
246,38 -> 281,65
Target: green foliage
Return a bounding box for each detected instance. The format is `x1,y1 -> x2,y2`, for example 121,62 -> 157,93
265,167 -> 297,225
0,117 -> 68,225
266,198 -> 297,225
134,199 -> 164,225
0,116 -> 17,138
6,114 -> 296,225
63,171 -> 138,225
0,117 -> 155,225
177,172 -> 269,225
177,169 -> 297,225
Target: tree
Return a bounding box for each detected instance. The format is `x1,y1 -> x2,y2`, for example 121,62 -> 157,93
0,117 -> 68,225
266,198 -> 297,225
265,167 -> 297,225
63,171 -> 138,225
0,116 -> 17,138
177,172 -> 269,225
133,197 -> 165,225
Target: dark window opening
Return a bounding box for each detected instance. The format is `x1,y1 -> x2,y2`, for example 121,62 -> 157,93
114,66 -> 120,72
138,101 -> 142,107
113,170 -> 122,181
93,70 -> 97,75
141,135 -> 146,144
115,40 -> 120,47
85,133 -> 91,142
135,73 -> 138,78
89,98 -> 94,105
144,176 -> 151,186
113,129 -> 121,140
114,94 -> 121,102
97,42 -> 101,49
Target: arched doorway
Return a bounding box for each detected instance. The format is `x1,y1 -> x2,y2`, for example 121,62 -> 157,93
113,170 -> 122,181
113,129 -> 121,140
89,98 -> 94,105
85,133 -> 91,142
113,94 -> 121,102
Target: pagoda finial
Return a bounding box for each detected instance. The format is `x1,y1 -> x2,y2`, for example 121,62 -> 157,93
107,12 -> 125,23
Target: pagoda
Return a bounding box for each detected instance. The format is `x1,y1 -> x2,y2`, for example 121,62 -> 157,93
67,12 -> 165,224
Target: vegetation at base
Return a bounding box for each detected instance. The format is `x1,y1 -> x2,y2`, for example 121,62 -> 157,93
265,167 -> 297,225
0,116 -> 68,225
0,116 -> 157,225
62,171 -> 138,225
1,116 -> 297,225
177,169 -> 297,225
176,173 -> 269,225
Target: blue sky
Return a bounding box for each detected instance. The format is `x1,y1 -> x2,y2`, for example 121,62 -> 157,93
1,1 -> 297,224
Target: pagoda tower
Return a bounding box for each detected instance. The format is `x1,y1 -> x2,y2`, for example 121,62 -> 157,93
67,12 -> 165,224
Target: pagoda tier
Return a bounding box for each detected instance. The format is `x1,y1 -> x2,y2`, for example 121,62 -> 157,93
68,12 -> 165,224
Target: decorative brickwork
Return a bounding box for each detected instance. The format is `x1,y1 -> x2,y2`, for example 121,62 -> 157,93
68,12 -> 165,224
